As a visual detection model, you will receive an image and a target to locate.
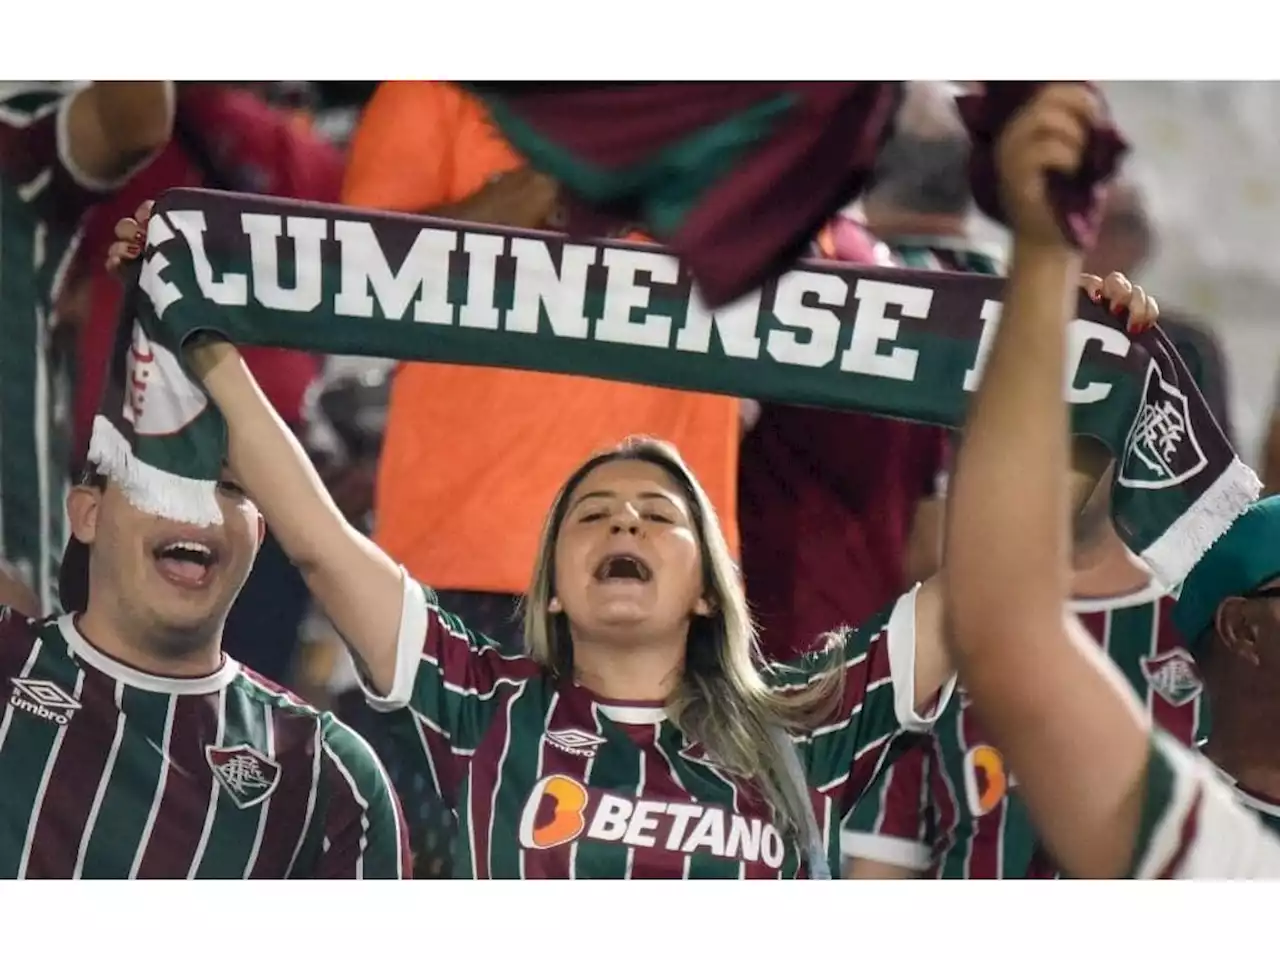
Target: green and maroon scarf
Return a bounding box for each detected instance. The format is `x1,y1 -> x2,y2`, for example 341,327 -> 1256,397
92,188 -> 1259,588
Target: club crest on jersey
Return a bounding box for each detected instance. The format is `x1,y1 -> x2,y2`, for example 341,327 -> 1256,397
206,744 -> 282,810
1140,648 -> 1203,707
8,678 -> 81,726
1117,361 -> 1207,491
545,729 -> 607,759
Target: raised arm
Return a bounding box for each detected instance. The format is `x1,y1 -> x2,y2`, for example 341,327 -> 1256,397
62,82 -> 175,186
107,202 -> 402,692
942,85 -> 1160,879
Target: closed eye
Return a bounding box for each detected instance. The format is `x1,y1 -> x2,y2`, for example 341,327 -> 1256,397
644,512 -> 674,524
579,511 -> 607,523
217,480 -> 247,498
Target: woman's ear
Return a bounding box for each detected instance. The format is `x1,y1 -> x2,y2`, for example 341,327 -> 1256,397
693,595 -> 716,617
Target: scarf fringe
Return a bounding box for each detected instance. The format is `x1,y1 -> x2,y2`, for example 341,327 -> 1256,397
1141,455 -> 1262,588
88,415 -> 224,527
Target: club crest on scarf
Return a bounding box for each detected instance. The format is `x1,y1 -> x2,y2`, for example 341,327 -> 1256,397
1118,361 -> 1208,491
123,323 -> 209,437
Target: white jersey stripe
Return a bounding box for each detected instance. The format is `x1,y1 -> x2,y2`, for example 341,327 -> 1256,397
187,686 -> 228,878
73,680 -> 126,878
568,703 -> 603,880
0,639 -> 42,753
17,668 -> 85,877
651,723 -> 692,880
321,737 -> 372,880
241,702 -> 276,879
487,681 -> 528,878
283,724 -> 323,878
520,691 -> 559,880
128,694 -> 177,878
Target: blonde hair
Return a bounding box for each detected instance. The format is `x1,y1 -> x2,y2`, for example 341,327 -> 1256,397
522,437 -> 843,833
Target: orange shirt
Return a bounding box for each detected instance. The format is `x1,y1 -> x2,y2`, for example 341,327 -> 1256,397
343,82 -> 739,595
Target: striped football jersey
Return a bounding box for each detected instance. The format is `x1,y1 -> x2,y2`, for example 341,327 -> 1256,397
0,606 -> 409,878
360,577 -> 955,878
843,585 -> 1208,878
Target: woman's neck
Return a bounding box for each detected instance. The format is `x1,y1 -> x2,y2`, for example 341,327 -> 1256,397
571,634 -> 684,703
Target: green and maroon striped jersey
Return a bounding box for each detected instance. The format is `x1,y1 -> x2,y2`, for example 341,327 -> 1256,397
360,577 -> 954,879
1131,730 -> 1280,878
0,84 -> 121,613
887,235 -> 1006,277
843,585 -> 1208,878
0,606 -> 409,878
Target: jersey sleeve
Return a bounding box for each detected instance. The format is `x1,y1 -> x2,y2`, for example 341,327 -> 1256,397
1129,730 -> 1280,879
313,716 -> 413,879
354,572 -> 540,806
773,584 -> 956,815
0,83 -> 160,228
841,734 -> 934,872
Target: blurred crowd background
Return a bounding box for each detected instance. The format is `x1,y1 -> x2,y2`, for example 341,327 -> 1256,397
3,79 -> 1278,877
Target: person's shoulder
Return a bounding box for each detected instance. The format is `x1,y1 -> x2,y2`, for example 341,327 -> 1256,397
316,709 -> 395,792
0,605 -> 47,645
229,664 -> 326,718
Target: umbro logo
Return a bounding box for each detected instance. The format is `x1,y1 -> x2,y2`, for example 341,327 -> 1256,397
8,678 -> 81,727
545,729 -> 607,759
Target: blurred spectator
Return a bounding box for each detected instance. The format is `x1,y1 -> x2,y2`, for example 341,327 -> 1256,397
0,81 -> 175,616
73,82 -> 346,683
738,91 -> 959,663
342,81 -> 741,647
1084,180 -> 1236,447
340,80 -> 744,878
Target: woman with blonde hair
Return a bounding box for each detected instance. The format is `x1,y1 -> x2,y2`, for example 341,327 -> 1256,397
106,84 -> 1144,879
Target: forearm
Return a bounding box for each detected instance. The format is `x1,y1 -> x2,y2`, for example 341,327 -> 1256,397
92,82 -> 175,155
68,82 -> 175,181
944,245 -> 1148,878
188,339 -> 403,692
947,245 -> 1081,634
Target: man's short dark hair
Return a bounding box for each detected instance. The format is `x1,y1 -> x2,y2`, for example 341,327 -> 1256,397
867,130 -> 973,218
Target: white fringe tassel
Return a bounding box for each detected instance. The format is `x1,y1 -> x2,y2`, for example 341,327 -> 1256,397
1142,455 -> 1263,588
88,415 -> 224,528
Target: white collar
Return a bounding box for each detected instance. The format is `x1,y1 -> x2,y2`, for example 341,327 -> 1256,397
59,614 -> 239,695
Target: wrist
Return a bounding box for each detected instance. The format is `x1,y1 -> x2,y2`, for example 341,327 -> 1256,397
1009,240 -> 1082,278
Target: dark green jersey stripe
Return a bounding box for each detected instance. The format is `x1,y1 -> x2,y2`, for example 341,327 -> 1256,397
192,685 -> 273,879
77,687 -> 174,879
0,637 -> 79,877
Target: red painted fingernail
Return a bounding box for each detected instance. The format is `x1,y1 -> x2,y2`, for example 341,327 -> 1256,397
1111,303 -> 1127,316
134,230 -> 145,244
125,243 -> 139,257
1089,290 -> 1102,302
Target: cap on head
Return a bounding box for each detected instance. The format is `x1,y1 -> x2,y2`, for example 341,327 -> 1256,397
1172,496 -> 1280,652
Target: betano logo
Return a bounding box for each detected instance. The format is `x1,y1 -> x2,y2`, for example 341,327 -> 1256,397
962,745 -> 1019,817
517,774 -> 786,868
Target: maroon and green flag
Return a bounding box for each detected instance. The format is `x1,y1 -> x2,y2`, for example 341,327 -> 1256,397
91,188 -> 1257,589
464,81 -> 1127,307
